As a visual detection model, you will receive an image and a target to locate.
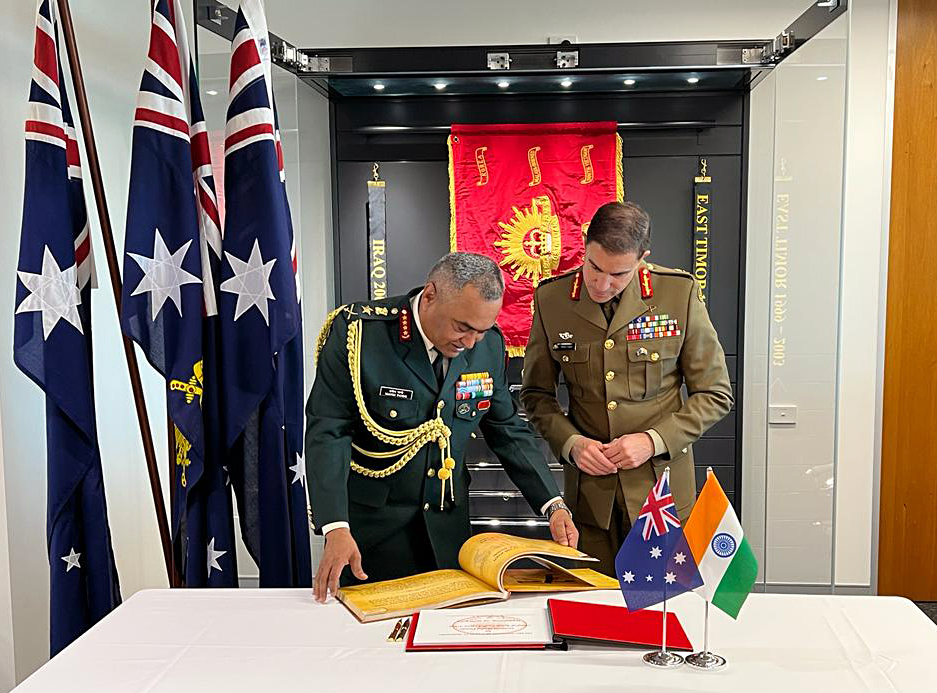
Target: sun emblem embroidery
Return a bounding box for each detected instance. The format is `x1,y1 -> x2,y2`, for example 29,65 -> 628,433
494,195 -> 562,284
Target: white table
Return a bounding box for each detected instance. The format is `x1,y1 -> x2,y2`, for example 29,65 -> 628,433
13,588 -> 937,692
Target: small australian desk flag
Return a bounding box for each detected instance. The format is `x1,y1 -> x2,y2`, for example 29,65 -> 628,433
615,469 -> 702,611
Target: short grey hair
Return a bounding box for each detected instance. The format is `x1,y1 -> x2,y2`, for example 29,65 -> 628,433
427,252 -> 505,302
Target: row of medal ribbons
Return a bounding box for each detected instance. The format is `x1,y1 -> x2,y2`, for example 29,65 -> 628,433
456,374 -> 493,400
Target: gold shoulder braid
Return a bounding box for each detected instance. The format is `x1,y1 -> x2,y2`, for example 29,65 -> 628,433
345,319 -> 456,509
315,305 -> 348,365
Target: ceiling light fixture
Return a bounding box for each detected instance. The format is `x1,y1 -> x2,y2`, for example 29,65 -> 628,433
687,77 -> 700,84
560,79 -> 572,88
497,80 -> 510,89
373,83 -> 385,91
623,78 -> 636,86
434,82 -> 447,90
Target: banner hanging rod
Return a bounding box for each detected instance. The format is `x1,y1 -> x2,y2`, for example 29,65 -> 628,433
351,121 -> 714,135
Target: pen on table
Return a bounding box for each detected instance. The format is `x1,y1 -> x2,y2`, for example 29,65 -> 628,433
387,619 -> 403,642
395,617 -> 412,642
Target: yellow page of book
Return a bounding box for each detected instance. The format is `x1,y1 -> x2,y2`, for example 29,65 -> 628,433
502,567 -> 620,591
337,569 -> 502,620
457,532 -> 594,589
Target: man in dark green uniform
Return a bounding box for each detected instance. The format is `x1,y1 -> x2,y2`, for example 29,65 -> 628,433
521,202 -> 733,576
307,252 -> 577,601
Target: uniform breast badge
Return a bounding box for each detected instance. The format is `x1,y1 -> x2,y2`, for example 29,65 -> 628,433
626,315 -> 681,341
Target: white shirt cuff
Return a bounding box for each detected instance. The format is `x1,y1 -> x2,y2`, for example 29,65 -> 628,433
540,496 -> 563,516
321,521 -> 350,535
645,429 -> 667,457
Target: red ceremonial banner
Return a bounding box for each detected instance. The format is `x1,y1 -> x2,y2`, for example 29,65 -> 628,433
448,122 -> 623,355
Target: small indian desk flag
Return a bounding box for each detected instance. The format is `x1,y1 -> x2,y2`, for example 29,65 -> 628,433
684,468 -> 758,618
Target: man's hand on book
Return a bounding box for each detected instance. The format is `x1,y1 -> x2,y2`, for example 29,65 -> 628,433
314,527 -> 367,602
549,508 -> 579,549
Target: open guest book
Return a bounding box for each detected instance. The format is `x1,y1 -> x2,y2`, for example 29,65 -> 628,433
336,532 -> 619,622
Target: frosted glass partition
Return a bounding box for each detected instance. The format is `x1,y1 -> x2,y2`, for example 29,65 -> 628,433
745,15 -> 848,589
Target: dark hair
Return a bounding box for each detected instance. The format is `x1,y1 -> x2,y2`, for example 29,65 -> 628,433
428,252 -> 505,301
585,201 -> 651,256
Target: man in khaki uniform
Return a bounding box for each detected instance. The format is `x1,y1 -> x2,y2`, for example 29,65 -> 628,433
521,201 -> 733,575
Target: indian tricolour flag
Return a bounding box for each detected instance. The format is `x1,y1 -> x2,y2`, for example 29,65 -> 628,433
684,468 -> 758,619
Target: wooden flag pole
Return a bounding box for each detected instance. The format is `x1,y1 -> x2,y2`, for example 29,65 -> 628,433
56,0 -> 179,587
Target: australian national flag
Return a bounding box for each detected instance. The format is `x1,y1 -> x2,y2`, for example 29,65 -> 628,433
13,0 -> 120,655
121,0 -> 237,586
218,0 -> 310,586
615,471 -> 702,612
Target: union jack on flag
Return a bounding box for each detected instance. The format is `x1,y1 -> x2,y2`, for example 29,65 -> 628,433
121,0 -> 237,586
637,474 -> 682,540
14,0 -> 120,654
217,0 -> 310,587
614,470 -> 702,611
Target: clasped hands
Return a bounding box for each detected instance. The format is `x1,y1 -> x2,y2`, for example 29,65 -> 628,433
571,432 -> 655,476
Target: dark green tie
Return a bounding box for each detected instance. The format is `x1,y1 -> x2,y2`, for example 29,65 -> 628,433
432,350 -> 446,387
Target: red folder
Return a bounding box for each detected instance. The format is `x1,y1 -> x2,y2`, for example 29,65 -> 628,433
547,598 -> 693,651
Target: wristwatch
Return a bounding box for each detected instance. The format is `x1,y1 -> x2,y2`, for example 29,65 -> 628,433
545,499 -> 571,520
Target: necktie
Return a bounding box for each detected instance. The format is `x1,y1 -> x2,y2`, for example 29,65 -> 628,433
601,295 -> 620,325
432,350 -> 445,387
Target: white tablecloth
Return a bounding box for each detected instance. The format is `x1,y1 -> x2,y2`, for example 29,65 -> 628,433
13,588 -> 937,692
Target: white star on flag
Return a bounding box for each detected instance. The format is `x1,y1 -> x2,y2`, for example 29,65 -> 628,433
674,552 -> 686,565
622,571 -> 635,584
289,453 -> 306,487
61,548 -> 81,573
220,239 -> 277,324
128,229 -> 201,321
645,574 -> 653,582
207,537 -> 227,576
664,572 -> 677,585
16,246 -> 83,339
649,546 -> 662,559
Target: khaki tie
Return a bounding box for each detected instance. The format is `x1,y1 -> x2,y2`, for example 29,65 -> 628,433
601,295 -> 620,326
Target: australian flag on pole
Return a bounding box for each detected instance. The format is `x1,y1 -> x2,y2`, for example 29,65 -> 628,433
121,0 -> 237,586
615,471 -> 702,612
13,0 -> 120,655
218,0 -> 310,587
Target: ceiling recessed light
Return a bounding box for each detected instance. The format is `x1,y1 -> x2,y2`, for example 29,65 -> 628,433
687,77 -> 700,84
560,79 -> 573,88
623,79 -> 636,86
373,83 -> 385,91
497,80 -> 510,89
433,82 -> 447,90
816,75 -> 829,81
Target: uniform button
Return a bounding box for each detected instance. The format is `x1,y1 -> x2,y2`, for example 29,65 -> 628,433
423,503 -> 430,512
470,432 -> 477,439
605,371 -> 615,381
427,468 -> 435,478
682,447 -> 688,454
562,355 -> 570,362
607,401 -> 618,411
389,409 -> 398,418
604,339 -> 615,350
651,352 -> 660,362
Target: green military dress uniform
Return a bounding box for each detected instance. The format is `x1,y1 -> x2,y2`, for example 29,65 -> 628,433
305,289 -> 561,584
521,262 -> 733,575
